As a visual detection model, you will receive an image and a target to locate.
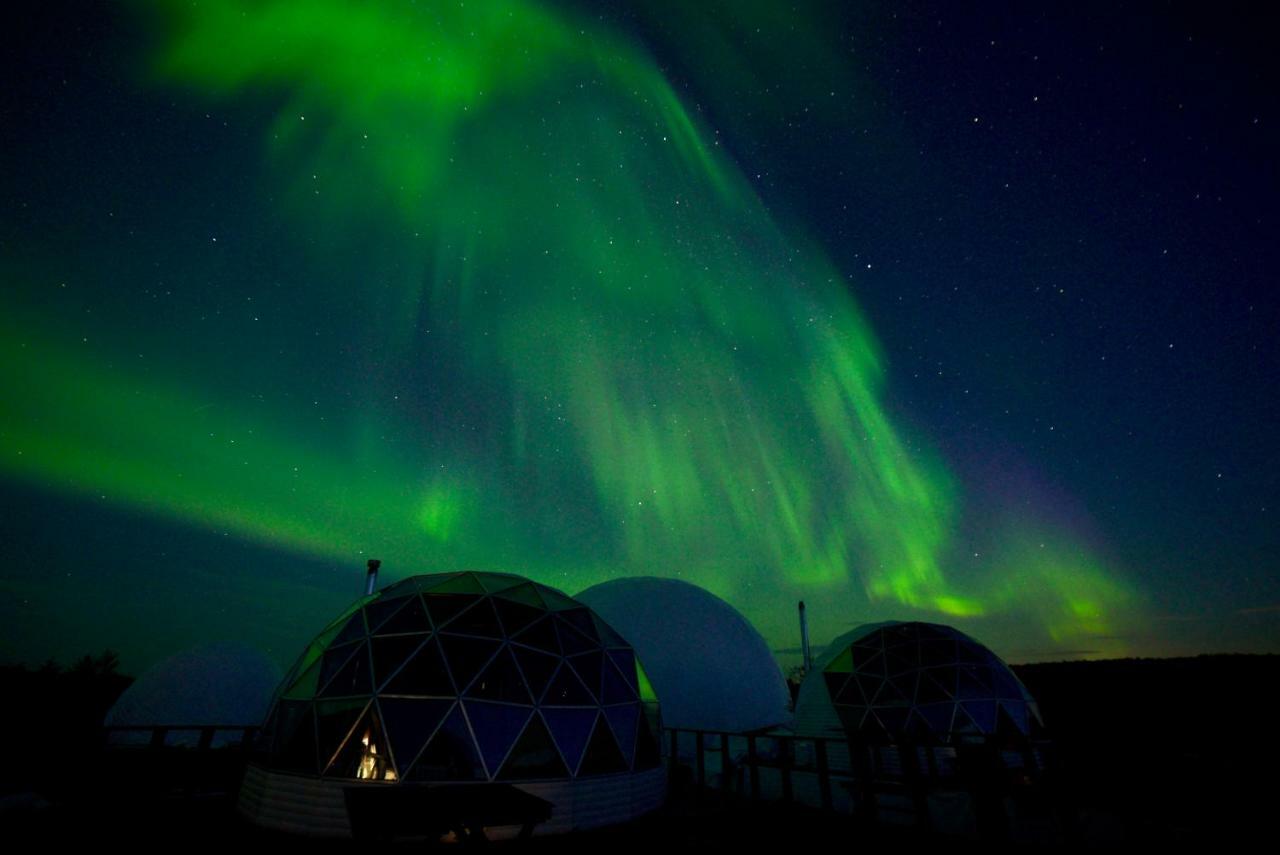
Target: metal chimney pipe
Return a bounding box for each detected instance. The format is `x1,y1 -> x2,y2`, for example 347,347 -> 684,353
364,559 -> 381,596
799,600 -> 812,673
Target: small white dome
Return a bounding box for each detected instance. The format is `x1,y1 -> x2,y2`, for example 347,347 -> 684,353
106,642 -> 281,727
577,577 -> 791,733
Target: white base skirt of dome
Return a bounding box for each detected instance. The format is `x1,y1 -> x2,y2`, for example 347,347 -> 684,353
237,763 -> 667,839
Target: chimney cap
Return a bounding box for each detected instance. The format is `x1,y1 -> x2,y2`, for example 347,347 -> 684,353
366,559 -> 381,572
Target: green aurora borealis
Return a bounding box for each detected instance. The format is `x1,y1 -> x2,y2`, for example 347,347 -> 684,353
23,0 -> 1263,670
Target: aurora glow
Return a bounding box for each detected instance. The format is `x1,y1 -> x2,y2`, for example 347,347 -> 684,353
3,0 -> 1275,670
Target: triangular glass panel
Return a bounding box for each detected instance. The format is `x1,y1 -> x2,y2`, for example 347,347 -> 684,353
836,705 -> 867,733
952,706 -> 981,734
542,707 -> 598,775
428,572 -> 486,595
316,698 -> 368,772
855,673 -> 886,706
478,573 -> 524,595
463,700 -> 532,778
989,667 -> 1022,700
957,665 -> 993,699
835,674 -> 866,705
963,700 -> 997,733
636,659 -> 658,702
378,697 -> 452,778
497,713 -> 569,780
543,663 -> 595,706
327,703 -> 393,780
275,701 -> 318,773
607,650 -> 638,693
916,672 -> 953,704
905,709 -> 933,740
920,639 -> 957,667
466,647 -> 532,704
826,648 -> 855,674
292,639 -> 328,685
876,706 -> 911,734
320,596 -> 374,636
642,701 -> 661,742
559,608 -> 600,643
604,703 -> 640,766
439,634 -> 502,693
378,596 -> 432,635
601,658 -> 636,704
886,645 -> 918,676
536,585 -> 579,611
320,643 -> 373,697
332,611 -> 368,646
634,710 -> 661,770
446,598 -> 503,638
493,597 -> 543,637
851,644 -> 879,670
891,673 -> 920,704
998,700 -> 1029,735
512,645 -> 560,702
857,652 -> 887,678
317,642 -> 360,690
568,651 -> 604,701
364,595 -> 411,635
824,671 -> 849,700
371,633 -> 429,690
956,640 -> 987,664
578,713 -> 627,775
406,704 -> 483,781
378,578 -> 418,598
873,678 -> 908,707
383,636 -> 454,696
513,615 -> 561,655
494,582 -> 546,609
917,702 -> 956,734
284,658 -> 322,700
424,592 -> 479,629
592,614 -> 629,648
557,621 -> 597,657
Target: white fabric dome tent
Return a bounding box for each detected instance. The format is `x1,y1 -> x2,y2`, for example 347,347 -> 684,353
105,642 -> 282,747
576,577 -> 791,733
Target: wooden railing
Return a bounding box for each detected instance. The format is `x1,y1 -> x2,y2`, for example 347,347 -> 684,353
664,727 -> 1054,833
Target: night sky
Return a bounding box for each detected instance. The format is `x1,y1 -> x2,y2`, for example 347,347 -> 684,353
2,1 -> 1276,673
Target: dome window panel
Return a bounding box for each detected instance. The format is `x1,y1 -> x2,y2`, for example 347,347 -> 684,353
405,704 -> 484,782
370,633 -> 429,690
463,700 -> 533,778
445,597 -> 503,638
438,635 -> 502,693
382,636 -> 454,697
542,707 -> 598,775
378,697 -> 453,778
497,713 -> 570,780
465,647 -> 533,704
422,593 -> 478,630
378,596 -> 432,635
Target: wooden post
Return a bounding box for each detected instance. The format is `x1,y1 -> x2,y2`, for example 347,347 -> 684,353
721,733 -> 731,796
816,738 -> 832,810
780,737 -> 793,803
695,731 -> 705,788
747,735 -> 760,800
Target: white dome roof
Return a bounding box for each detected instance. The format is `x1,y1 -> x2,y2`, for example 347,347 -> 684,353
576,577 -> 791,733
106,642 -> 281,727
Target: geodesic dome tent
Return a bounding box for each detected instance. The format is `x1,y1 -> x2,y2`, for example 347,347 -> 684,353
793,621 -> 1043,743
240,571 -> 664,837
105,642 -> 281,747
577,577 -> 791,733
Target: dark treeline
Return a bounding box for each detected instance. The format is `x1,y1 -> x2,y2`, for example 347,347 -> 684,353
1012,654 -> 1280,840
0,652 -> 133,797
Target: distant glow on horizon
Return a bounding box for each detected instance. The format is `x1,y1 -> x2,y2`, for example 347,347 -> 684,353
0,0 -> 1142,657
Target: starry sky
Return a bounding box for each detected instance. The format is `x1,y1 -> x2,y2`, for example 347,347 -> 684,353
1,1 -> 1276,673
